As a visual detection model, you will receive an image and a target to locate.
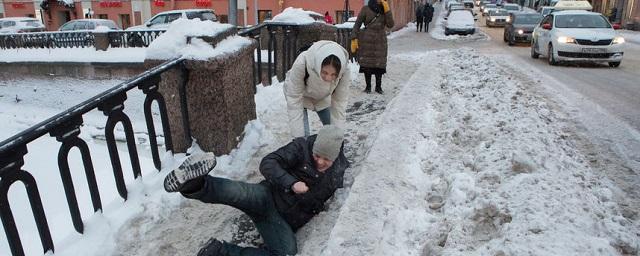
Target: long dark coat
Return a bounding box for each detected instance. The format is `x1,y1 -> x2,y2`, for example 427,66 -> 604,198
259,135 -> 348,231
416,4 -> 425,23
423,4 -> 435,23
351,4 -> 394,71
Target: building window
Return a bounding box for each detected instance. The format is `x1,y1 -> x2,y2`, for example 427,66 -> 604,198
258,10 -> 272,23
98,14 -> 108,20
120,14 -> 131,29
335,10 -> 354,24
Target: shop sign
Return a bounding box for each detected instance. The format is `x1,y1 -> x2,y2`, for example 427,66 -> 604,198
99,1 -> 123,7
153,0 -> 165,7
195,0 -> 211,7
11,3 -> 26,8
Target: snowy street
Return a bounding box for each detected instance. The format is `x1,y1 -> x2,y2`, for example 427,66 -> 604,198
1,7 -> 639,256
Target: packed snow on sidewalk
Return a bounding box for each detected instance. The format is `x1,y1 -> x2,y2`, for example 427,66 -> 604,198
322,48 -> 638,255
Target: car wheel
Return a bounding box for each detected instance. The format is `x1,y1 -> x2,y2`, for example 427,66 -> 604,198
608,61 -> 621,67
508,35 -> 515,46
530,40 -> 539,59
548,44 -> 557,65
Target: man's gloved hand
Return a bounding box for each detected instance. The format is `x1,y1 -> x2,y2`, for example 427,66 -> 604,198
350,39 -> 358,53
382,0 -> 390,13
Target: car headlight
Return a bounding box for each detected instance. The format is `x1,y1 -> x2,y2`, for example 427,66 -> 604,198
491,18 -> 496,22
557,36 -> 575,44
517,29 -> 524,35
506,17 -> 511,22
612,36 -> 625,44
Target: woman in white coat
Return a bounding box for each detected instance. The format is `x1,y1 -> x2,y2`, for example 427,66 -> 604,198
284,40 -> 350,138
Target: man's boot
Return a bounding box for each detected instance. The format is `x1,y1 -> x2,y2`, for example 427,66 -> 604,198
197,238 -> 226,256
164,152 -> 216,193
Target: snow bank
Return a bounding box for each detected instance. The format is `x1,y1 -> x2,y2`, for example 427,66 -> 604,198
145,18 -> 250,60
266,7 -> 322,25
618,29 -> 640,44
0,48 -> 146,63
324,48 -> 638,255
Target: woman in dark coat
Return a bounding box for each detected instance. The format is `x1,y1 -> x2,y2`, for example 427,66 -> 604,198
423,3 -> 435,32
350,0 -> 395,94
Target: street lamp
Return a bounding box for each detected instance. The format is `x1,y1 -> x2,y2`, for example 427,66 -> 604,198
344,0 -> 350,22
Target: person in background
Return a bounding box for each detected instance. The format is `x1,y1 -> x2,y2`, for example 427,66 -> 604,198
416,1 -> 425,32
350,0 -> 395,94
324,11 -> 334,24
423,2 -> 435,32
283,40 -> 350,138
164,125 -> 348,256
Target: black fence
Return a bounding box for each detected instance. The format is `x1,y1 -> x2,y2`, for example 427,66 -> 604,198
0,57 -> 188,256
0,23 -> 352,256
0,30 -> 166,50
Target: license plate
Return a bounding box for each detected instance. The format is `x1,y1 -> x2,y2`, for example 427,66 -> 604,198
582,48 -> 605,53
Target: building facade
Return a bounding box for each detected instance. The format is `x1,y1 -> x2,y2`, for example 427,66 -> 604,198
0,0 -> 417,31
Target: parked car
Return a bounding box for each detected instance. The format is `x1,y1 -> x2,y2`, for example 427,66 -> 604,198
483,4 -> 498,16
531,10 -> 625,67
126,9 -> 217,31
504,12 -> 543,45
502,3 -> 521,13
58,19 -> 121,31
445,10 -> 477,35
0,17 -> 45,34
463,0 -> 475,8
539,6 -> 555,16
486,9 -> 510,27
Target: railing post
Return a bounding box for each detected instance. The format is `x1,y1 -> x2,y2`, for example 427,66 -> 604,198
0,145 -> 54,256
267,25 -> 275,82
138,74 -> 174,170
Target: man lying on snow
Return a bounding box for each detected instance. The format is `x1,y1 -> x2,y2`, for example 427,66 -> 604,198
163,125 -> 349,256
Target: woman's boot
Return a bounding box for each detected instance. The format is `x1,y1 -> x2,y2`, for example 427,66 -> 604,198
364,73 -> 372,93
375,74 -> 383,94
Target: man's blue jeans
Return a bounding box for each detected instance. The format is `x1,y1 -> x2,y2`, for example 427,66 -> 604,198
184,176 -> 297,256
303,108 -> 331,137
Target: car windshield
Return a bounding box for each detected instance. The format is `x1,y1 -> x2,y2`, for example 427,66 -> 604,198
504,5 -> 519,10
23,20 -> 42,27
186,11 -> 217,21
98,20 -> 118,29
489,9 -> 508,15
485,4 -> 497,8
514,15 -> 542,24
555,14 -> 611,28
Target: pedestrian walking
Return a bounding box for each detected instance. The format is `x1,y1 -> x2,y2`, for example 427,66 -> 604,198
423,2 -> 435,32
350,0 -> 395,94
416,2 -> 425,32
324,11 -> 334,24
164,125 -> 349,256
283,40 -> 350,138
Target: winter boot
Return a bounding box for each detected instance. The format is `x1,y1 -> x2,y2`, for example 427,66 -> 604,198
364,73 -> 372,93
163,152 -> 216,193
364,84 -> 372,93
197,238 -> 226,256
375,74 -> 383,94
375,85 -> 384,94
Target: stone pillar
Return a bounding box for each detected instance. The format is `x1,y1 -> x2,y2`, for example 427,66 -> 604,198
144,29 -> 258,155
93,31 -> 109,51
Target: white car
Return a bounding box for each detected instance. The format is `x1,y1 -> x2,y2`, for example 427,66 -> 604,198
0,17 -> 46,33
445,10 -> 476,35
58,19 -> 121,31
486,9 -> 510,27
483,4 -> 498,16
502,3 -> 521,13
126,9 -> 217,31
531,10 -> 625,67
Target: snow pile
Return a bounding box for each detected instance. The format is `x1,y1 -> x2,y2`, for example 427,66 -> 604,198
323,48 -> 638,255
146,18 -> 251,60
618,29 -> 640,44
266,7 -> 322,25
387,23 -> 416,40
430,3 -> 489,41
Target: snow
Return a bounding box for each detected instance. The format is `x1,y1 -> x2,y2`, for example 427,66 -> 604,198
1,14 -> 639,256
0,48 -> 146,63
145,18 -> 250,60
618,29 -> 640,44
266,7 -> 322,25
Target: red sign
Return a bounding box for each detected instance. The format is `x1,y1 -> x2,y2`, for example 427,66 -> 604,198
11,3 -> 26,8
195,0 -> 211,7
99,1 -> 122,7
153,0 -> 165,7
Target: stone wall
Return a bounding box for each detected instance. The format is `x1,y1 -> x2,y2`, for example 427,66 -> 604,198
0,62 -> 145,80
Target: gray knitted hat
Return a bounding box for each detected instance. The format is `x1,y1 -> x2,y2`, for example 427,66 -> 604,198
312,125 -> 344,161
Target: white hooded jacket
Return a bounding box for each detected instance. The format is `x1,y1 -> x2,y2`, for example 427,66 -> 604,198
283,40 -> 351,138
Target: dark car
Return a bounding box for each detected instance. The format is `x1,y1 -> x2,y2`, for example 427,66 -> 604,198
503,12 -> 543,45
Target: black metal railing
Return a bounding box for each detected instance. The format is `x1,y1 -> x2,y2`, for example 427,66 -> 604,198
0,30 -> 165,50
0,57 -> 188,256
239,23 -> 353,87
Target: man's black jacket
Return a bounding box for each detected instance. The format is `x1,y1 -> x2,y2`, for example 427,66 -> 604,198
259,135 -> 348,231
